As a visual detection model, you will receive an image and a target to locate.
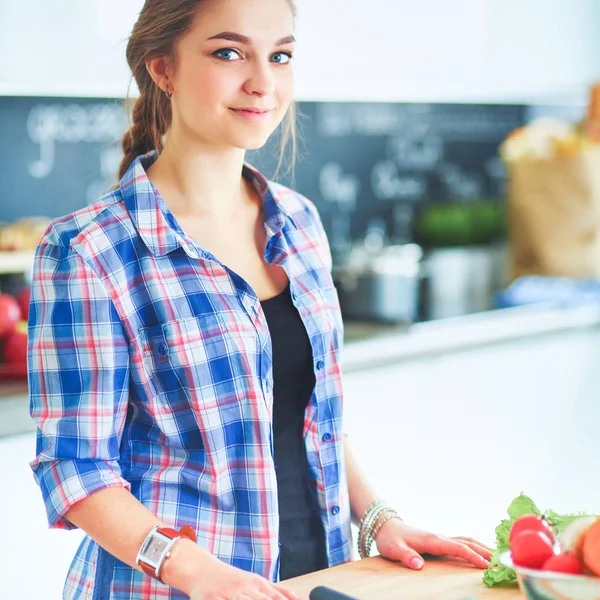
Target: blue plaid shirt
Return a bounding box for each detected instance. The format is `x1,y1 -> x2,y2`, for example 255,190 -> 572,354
28,151 -> 352,599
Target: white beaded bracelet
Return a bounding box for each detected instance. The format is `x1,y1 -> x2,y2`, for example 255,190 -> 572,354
357,501 -> 402,559
358,500 -> 386,557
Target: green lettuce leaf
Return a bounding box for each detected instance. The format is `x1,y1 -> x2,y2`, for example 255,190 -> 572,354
483,549 -> 517,587
507,494 -> 542,520
483,493 -> 540,588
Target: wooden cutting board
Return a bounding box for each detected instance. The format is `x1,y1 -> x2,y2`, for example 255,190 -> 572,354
279,556 -> 522,600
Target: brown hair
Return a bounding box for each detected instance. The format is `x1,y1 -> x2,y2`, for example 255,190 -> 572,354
118,0 -> 298,182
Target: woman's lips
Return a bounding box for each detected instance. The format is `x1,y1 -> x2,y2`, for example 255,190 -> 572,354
229,108 -> 273,121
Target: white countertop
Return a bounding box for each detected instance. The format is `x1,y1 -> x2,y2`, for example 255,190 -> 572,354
342,303 -> 600,372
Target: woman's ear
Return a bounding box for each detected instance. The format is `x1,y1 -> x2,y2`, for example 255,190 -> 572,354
146,56 -> 171,92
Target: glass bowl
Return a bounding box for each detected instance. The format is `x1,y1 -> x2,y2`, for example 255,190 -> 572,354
499,550 -> 600,600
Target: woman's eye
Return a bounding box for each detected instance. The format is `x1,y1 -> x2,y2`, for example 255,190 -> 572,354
271,52 -> 293,65
213,48 -> 242,61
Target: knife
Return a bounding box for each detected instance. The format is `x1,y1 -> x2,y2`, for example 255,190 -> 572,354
308,585 -> 480,600
309,586 -> 359,600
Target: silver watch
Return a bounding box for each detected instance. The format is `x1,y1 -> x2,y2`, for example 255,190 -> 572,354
136,526 -> 181,580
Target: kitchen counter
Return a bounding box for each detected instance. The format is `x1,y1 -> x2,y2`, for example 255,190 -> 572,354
342,303 -> 600,372
280,555 -> 520,600
3,303 -> 600,438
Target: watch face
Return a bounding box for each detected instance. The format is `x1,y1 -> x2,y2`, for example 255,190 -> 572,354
142,535 -> 169,565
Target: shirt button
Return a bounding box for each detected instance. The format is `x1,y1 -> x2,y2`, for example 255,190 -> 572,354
157,342 -> 169,356
316,360 -> 325,371
322,433 -> 332,442
331,506 -> 340,516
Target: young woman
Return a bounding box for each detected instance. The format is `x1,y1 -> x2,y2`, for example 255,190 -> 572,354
28,0 -> 491,598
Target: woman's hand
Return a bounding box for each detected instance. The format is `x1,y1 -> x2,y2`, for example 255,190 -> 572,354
373,518 -> 492,570
189,560 -> 300,600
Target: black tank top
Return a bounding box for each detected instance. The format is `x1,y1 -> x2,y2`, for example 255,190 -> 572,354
260,284 -> 329,581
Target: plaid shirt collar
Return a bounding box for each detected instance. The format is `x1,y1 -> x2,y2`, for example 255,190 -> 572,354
118,150 -> 293,258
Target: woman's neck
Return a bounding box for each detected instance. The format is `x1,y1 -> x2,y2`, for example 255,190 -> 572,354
146,136 -> 254,220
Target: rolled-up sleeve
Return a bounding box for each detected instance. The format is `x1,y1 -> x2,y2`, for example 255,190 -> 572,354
28,239 -> 131,530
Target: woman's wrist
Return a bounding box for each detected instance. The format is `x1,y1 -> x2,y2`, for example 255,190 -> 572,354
357,500 -> 402,559
160,537 -> 221,595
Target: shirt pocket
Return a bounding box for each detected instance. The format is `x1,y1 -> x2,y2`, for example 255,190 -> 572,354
134,314 -> 219,445
139,312 -> 259,412
136,311 -> 264,452
139,312 -> 222,398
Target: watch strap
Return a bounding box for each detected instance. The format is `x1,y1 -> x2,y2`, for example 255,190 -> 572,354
139,558 -> 160,581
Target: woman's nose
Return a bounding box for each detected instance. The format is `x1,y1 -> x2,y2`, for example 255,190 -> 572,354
243,60 -> 276,97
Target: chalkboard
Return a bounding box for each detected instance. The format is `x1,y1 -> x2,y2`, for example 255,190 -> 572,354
0,96 -> 524,253
0,96 -> 127,222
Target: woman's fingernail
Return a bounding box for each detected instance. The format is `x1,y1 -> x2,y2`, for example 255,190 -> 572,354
410,557 -> 424,569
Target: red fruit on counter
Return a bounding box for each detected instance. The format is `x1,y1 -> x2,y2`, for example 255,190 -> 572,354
2,320 -> 28,366
511,530 -> 554,569
542,553 -> 585,575
0,294 -> 21,337
16,286 -> 31,321
510,514 -> 555,545
582,517 -> 600,576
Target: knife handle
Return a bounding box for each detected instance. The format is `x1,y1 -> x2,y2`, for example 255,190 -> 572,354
309,586 -> 359,600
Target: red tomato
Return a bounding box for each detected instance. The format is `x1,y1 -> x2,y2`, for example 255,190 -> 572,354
0,294 -> 21,338
542,553 -> 585,575
511,530 -> 554,569
510,514 -> 555,545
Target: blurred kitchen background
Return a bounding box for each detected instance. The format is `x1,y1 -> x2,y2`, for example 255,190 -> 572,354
1,1 -> 600,597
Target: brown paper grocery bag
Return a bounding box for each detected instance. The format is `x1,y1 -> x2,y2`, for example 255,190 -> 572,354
508,147 -> 600,280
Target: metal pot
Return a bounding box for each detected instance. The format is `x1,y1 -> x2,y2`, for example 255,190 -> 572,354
332,243 -> 423,323
420,243 -> 508,320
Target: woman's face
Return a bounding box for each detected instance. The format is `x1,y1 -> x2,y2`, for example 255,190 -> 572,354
168,0 -> 295,151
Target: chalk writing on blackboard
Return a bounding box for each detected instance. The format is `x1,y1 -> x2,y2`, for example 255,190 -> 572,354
26,103 -> 127,179
319,162 -> 360,210
315,103 -> 520,140
438,163 -> 483,200
386,135 -> 443,171
371,161 -> 427,202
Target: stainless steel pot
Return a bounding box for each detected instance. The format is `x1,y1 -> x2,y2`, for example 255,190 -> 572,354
421,243 -> 508,320
332,243 -> 423,323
